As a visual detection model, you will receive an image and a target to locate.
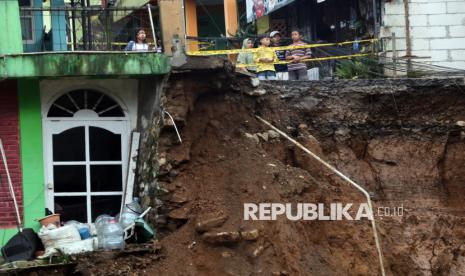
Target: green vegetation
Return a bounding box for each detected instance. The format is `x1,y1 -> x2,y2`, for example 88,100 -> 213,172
335,56 -> 385,79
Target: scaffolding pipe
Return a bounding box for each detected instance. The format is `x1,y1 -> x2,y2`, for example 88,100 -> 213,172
255,115 -> 386,276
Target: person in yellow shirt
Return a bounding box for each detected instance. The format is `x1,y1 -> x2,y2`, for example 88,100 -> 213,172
254,35 -> 277,80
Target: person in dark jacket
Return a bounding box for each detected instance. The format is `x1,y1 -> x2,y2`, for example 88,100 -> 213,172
270,31 -> 288,80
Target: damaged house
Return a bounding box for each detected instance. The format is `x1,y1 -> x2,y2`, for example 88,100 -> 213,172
0,0 -> 170,244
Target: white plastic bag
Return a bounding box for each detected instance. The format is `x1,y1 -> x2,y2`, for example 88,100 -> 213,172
38,225 -> 83,256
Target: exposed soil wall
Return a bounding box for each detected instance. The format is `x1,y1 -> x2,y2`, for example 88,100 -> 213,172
139,72 -> 465,276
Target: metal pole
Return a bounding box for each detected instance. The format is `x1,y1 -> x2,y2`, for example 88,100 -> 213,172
147,4 -> 158,50
372,0 -> 379,37
71,0 -> 77,50
0,139 -> 23,232
86,0 -> 92,50
255,116 -> 386,276
392,32 -> 397,77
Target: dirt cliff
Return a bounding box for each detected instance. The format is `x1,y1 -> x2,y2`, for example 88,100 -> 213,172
135,74 -> 465,276
73,70 -> 465,275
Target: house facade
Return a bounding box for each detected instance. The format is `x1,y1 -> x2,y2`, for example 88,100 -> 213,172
0,0 -> 170,245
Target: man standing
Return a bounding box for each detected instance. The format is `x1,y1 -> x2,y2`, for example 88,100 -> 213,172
285,29 -> 312,81
270,31 -> 288,80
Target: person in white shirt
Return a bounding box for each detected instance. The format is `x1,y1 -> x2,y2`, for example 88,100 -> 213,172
125,28 -> 150,51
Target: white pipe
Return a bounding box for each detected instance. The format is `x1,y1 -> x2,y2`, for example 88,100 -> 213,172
255,116 -> 386,276
164,110 -> 182,143
0,139 -> 23,231
147,4 -> 158,50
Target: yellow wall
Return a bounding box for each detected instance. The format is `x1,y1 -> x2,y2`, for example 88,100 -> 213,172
223,0 -> 238,37
185,0 -> 198,51
159,0 -> 184,55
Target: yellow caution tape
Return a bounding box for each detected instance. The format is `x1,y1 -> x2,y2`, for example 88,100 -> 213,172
186,39 -> 377,56
235,53 -> 372,68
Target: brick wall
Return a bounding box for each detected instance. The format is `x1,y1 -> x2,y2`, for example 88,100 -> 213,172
0,80 -> 23,228
381,0 -> 465,70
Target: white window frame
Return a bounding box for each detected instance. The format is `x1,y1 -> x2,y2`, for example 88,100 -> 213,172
19,0 -> 35,44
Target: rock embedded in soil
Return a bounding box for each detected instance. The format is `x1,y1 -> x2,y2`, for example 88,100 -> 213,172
268,130 -> 280,139
202,231 -> 241,244
245,133 -> 260,144
256,132 -> 269,142
240,229 -> 260,241
195,215 -> 229,233
168,207 -> 190,220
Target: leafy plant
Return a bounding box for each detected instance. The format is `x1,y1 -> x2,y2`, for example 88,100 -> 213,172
335,56 -> 385,79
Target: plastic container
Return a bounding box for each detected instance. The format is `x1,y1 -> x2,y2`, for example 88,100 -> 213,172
95,215 -> 112,229
78,227 -> 91,239
118,198 -> 143,229
98,218 -> 124,250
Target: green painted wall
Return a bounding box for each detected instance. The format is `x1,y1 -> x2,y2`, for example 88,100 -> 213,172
0,79 -> 44,246
18,79 -> 45,232
0,53 -> 171,78
0,0 -> 23,54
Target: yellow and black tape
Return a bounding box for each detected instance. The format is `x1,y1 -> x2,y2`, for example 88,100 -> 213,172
235,53 -> 372,68
186,38 -> 377,56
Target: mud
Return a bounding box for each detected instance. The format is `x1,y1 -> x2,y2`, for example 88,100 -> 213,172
77,70 -> 465,275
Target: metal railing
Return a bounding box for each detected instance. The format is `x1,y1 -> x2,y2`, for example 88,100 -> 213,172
19,6 -> 161,52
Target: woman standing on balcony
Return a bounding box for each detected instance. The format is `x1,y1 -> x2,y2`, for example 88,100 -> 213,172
125,28 -> 150,51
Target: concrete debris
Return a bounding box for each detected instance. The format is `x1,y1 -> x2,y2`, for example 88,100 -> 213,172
268,130 -> 280,139
202,231 -> 240,244
159,157 -> 167,166
240,229 -> 259,241
456,121 -> 465,127
195,215 -> 229,233
244,133 -> 260,144
245,88 -> 267,96
256,132 -> 269,142
272,271 -> 289,276
251,245 -> 265,258
245,131 -> 280,144
221,251 -> 233,258
188,241 -> 196,249
251,77 -> 260,87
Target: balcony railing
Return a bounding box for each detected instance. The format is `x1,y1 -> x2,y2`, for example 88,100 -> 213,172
19,6 -> 161,52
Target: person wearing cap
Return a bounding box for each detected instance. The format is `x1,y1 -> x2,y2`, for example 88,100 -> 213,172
270,31 -> 288,80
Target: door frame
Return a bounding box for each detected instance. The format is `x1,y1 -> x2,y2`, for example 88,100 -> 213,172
42,118 -> 130,223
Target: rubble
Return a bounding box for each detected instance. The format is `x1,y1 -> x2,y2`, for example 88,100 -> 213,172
140,74 -> 465,275
240,229 -> 259,241
202,231 -> 241,244
195,215 -> 229,233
